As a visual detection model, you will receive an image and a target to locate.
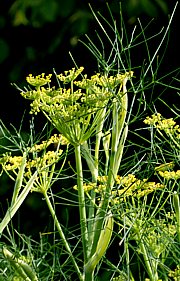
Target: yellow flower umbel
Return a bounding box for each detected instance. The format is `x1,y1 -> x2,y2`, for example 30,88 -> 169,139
22,68 -> 133,146
158,170 -> 180,180
26,73 -> 52,87
57,67 -> 84,83
115,174 -> 164,200
144,113 -> 180,149
74,174 -> 164,202
0,134 -> 67,194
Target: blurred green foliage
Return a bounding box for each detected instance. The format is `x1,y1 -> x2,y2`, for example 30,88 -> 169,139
10,0 -> 76,26
9,0 -> 169,28
0,0 -> 172,78
125,0 -> 168,21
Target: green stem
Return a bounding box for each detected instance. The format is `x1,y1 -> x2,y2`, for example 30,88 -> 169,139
74,144 -> 89,263
88,107 -> 107,256
11,152 -> 27,206
0,171 -> 38,235
136,228 -> 159,281
89,84 -> 129,257
84,270 -> 94,281
3,247 -> 38,281
94,107 -> 106,172
113,80 -> 128,176
173,192 -> 180,242
43,191 -> 83,281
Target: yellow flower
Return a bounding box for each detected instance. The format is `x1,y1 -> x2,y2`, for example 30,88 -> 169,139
115,174 -> 136,186
5,156 -> 23,170
73,182 -> 96,193
57,67 -> 84,83
97,175 -> 108,183
168,265 -> 180,280
143,113 -> 162,125
158,170 -> 180,180
26,73 -> 52,87
28,134 -> 69,153
144,114 -> 180,136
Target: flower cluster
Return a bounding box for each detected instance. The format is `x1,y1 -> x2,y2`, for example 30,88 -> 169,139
113,174 -> 164,201
57,67 -> 84,83
158,170 -> 180,180
144,113 -> 180,143
26,73 -> 52,87
0,134 -> 67,192
168,265 -> 180,281
154,162 -> 180,180
73,173 -> 163,201
73,182 -> 97,193
2,155 -> 23,171
21,68 -> 133,145
28,134 -> 69,153
25,150 -> 63,177
74,71 -> 133,89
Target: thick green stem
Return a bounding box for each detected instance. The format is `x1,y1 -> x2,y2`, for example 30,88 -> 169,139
89,84 -> 129,257
43,191 -> 83,281
173,192 -> 180,242
88,107 -> 107,257
74,144 -> 89,263
84,270 -> 94,281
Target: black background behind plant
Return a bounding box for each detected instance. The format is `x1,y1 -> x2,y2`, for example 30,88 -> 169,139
0,0 -> 179,126
0,1 -> 179,278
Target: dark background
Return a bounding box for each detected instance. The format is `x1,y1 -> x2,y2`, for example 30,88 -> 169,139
0,0 -> 179,272
0,0 -> 179,127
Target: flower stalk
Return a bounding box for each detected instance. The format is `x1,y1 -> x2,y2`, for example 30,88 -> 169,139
43,190 -> 83,281
74,144 -> 89,262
